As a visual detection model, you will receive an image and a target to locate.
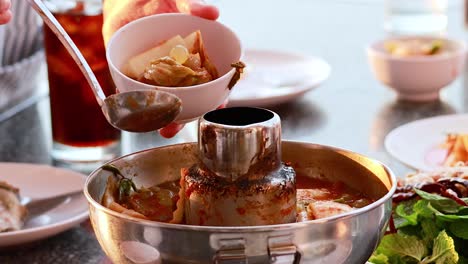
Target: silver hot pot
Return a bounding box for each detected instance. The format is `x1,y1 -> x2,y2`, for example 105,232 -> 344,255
84,108 -> 396,264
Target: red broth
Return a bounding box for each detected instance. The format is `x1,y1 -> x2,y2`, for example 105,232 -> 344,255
104,173 -> 373,223
296,174 -> 373,209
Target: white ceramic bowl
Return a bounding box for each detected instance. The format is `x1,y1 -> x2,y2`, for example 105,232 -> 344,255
106,13 -> 242,123
367,36 -> 466,101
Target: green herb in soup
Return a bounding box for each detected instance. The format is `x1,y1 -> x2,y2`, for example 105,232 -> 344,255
100,164 -> 184,223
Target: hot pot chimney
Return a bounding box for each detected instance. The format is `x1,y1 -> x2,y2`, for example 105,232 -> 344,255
183,107 -> 296,226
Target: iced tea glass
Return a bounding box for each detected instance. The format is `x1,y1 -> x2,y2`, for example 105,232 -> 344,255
384,0 -> 448,36
43,0 -> 121,169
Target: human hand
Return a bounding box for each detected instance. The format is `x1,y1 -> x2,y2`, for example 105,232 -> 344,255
103,0 -> 220,138
103,0 -> 219,45
0,0 -> 12,25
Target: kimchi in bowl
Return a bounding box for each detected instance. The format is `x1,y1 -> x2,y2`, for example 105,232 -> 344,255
106,13 -> 243,123
84,141 -> 396,264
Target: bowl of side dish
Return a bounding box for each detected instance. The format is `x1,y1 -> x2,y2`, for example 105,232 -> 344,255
367,36 -> 466,101
106,13 -> 243,123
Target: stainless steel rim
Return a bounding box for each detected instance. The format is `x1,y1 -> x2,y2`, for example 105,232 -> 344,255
84,140 -> 397,232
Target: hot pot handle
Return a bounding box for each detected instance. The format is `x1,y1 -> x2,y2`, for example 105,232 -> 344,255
212,238 -> 247,264
212,235 -> 302,264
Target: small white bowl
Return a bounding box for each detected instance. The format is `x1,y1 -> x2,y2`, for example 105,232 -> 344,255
106,13 -> 242,123
367,36 -> 466,101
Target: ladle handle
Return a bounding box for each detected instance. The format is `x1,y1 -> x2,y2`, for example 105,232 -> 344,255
28,0 -> 106,105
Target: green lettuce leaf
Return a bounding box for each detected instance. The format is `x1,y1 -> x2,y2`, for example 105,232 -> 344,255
395,200 -> 419,228
393,213 -> 410,230
376,233 -> 427,262
432,230 -> 458,264
426,203 -> 468,223
437,214 -> 468,221
368,253 -> 389,264
413,200 -> 435,218
394,199 -> 436,230
421,219 -> 440,247
372,187 -> 468,264
422,230 -> 458,264
414,189 -> 464,214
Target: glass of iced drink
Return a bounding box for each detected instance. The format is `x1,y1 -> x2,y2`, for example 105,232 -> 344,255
43,0 -> 121,171
384,0 -> 448,36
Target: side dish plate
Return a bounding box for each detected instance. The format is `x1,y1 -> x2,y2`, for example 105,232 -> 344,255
385,114 -> 468,171
227,49 -> 331,107
0,162 -> 88,248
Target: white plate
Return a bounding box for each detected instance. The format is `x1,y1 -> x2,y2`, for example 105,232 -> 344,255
385,114 -> 468,171
227,49 -> 331,107
0,163 -> 89,247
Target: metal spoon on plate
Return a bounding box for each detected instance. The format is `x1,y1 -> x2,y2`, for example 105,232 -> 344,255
21,189 -> 83,218
28,0 -> 182,133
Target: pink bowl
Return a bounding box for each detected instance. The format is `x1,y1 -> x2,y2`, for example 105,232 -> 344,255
367,36 -> 466,101
106,13 -> 243,123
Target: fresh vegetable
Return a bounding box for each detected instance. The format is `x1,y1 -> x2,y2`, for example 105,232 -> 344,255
369,188 -> 468,264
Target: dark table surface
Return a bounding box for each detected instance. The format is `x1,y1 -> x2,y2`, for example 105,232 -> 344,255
1,0 -> 468,263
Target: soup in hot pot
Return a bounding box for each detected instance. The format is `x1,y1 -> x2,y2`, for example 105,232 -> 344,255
100,165 -> 373,224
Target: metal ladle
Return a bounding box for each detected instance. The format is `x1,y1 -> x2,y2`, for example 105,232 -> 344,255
28,0 -> 182,133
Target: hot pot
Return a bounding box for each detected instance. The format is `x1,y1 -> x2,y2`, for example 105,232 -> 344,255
84,140 -> 396,264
